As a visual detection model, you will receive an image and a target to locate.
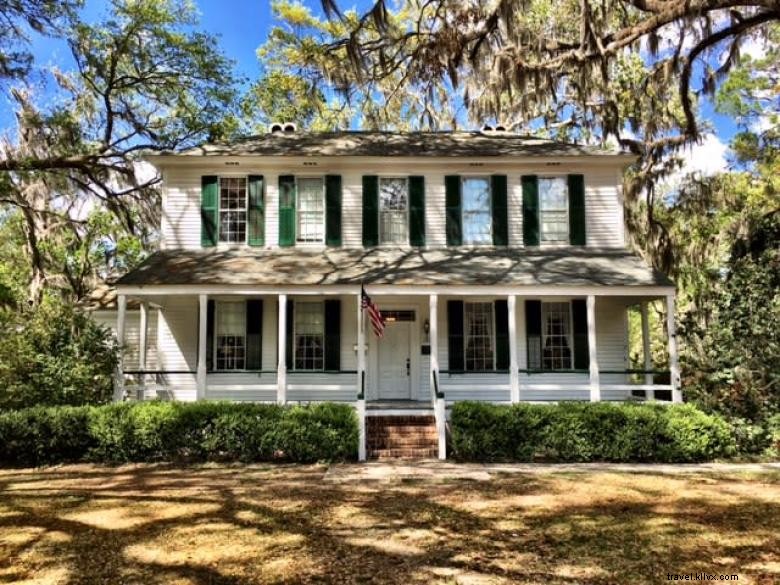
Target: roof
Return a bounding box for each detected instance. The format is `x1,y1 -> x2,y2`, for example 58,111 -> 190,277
80,285 -> 143,311
149,131 -> 632,159
115,248 -> 673,288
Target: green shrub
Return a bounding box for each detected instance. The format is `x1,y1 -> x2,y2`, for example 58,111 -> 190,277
0,406 -> 93,466
450,401 -> 736,463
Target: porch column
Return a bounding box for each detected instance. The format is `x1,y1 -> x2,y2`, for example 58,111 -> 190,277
196,294 -> 208,400
666,294 -> 682,403
114,294 -> 127,401
429,294 -> 439,397
138,301 -> 148,400
508,295 -> 519,403
356,292 -> 366,461
277,294 -> 287,404
587,295 -> 600,402
640,301 -> 654,399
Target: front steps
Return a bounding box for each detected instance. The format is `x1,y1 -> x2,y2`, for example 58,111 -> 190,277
366,415 -> 438,459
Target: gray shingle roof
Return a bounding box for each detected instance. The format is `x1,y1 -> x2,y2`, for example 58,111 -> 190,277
150,131 -> 631,159
116,248 -> 672,288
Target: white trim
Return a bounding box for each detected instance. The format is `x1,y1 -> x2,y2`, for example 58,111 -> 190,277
277,294 -> 287,404
666,294 -> 682,403
115,294 -> 127,401
196,294 -> 208,400
587,295 -> 600,401
508,295 -> 519,402
429,294 -> 439,400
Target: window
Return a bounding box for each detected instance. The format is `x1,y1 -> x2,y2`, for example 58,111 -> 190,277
539,177 -> 569,243
294,302 -> 324,370
464,302 -> 494,371
542,302 -> 572,370
379,177 -> 408,244
219,177 -> 247,243
216,302 -> 246,370
462,177 -> 492,245
297,178 -> 325,243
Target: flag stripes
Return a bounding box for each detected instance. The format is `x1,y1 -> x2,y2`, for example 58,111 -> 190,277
361,286 -> 385,338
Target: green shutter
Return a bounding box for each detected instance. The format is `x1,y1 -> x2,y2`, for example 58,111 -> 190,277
491,175 -> 508,246
568,174 -> 586,246
325,175 -> 342,247
409,175 -> 425,247
362,176 -> 379,247
246,300 -> 263,370
201,176 -> 218,247
278,175 -> 296,247
494,300 -> 510,370
571,299 -> 590,370
447,300 -> 464,371
525,300 -> 542,370
285,299 -> 294,369
248,175 -> 265,246
324,299 -> 341,371
445,175 -> 462,246
522,175 -> 539,246
206,299 -> 215,371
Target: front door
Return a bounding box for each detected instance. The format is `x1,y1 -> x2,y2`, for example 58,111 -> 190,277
377,320 -> 412,400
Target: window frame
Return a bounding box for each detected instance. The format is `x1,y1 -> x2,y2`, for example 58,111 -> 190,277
213,300 -> 247,372
460,175 -> 493,246
541,300 -> 575,371
537,176 -> 570,244
293,300 -> 326,371
463,300 -> 496,372
295,176 -> 326,245
217,175 -> 249,245
377,176 -> 410,246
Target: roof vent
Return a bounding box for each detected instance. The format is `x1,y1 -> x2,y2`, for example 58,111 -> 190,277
269,123 -> 283,134
283,123 -> 297,133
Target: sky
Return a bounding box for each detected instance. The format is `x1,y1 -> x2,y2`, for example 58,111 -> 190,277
2,0 -> 755,179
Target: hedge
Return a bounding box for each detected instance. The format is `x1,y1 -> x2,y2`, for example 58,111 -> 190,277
450,401 -> 736,463
0,401 -> 358,467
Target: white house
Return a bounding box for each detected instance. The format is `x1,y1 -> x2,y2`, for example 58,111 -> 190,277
107,129 -> 681,460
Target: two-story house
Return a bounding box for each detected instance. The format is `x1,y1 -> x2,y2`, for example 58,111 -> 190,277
108,129 -> 680,459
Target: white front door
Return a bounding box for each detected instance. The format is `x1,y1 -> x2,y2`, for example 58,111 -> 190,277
377,321 -> 412,400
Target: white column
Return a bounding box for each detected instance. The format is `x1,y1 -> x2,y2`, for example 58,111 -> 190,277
666,294 -> 682,403
356,292 -> 366,461
138,301 -> 148,400
277,294 -> 287,404
196,294 -> 208,400
429,294 -> 439,398
508,295 -> 519,403
587,295 -> 600,402
357,399 -> 367,462
114,294 -> 127,401
640,301 -> 654,398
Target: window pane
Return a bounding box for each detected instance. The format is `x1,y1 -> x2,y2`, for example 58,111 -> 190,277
542,302 -> 572,370
294,302 -> 324,370
462,178 -> 492,244
219,177 -> 247,243
216,302 -> 246,370
379,178 -> 408,244
297,178 -> 324,242
465,302 -> 494,371
539,177 -> 569,243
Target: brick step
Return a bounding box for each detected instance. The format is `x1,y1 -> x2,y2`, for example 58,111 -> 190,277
368,436 -> 438,449
367,416 -> 435,426
368,447 -> 438,460
367,426 -> 438,437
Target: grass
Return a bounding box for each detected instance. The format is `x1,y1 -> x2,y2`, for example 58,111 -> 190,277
0,464 -> 778,584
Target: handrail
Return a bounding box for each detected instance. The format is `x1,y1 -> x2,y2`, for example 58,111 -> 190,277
440,369 -> 511,375
357,370 -> 365,400
124,370 -> 196,375
432,369 -> 444,399
288,369 -> 358,375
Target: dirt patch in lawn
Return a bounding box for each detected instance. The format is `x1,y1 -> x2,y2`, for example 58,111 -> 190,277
0,463 -> 778,584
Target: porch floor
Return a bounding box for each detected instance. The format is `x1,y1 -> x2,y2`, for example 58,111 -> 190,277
366,400 -> 433,412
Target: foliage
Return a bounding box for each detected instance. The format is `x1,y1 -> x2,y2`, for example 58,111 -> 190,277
450,401 -> 736,463
0,401 -> 358,467
0,302 -> 117,409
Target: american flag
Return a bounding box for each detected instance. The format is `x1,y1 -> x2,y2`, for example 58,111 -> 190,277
361,286 -> 386,338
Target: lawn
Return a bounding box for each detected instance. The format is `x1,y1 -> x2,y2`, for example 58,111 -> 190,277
0,464 -> 778,584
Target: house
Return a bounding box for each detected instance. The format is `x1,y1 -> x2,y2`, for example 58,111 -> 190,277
109,129 -> 680,460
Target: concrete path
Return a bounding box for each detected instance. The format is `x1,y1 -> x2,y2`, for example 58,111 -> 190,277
323,460 -> 780,483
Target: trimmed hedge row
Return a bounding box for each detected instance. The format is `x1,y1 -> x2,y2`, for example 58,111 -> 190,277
450,401 -> 736,462
0,401 -> 358,467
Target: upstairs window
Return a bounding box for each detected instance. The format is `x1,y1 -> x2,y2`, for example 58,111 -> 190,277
542,302 -> 572,370
379,177 -> 409,244
462,177 -> 492,245
296,178 -> 325,243
464,302 -> 494,371
539,177 -> 569,243
219,177 -> 247,243
215,301 -> 246,370
294,301 -> 325,370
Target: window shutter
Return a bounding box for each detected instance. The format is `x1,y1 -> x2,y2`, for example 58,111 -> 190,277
325,175 -> 342,247
206,299 -> 215,371
247,175 -> 265,247
285,299 -> 294,369
409,175 -> 425,247
494,300 -> 510,370
568,174 -> 586,246
491,175 -> 508,246
522,175 -> 539,246
445,175 -> 462,246
324,299 -> 341,371
447,300 -> 464,371
201,176 -> 218,247
525,300 -> 542,370
571,299 -> 590,370
278,175 -> 296,247
362,176 -> 379,247
246,299 -> 263,370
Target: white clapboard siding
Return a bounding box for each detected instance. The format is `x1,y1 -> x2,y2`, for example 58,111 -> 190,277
156,296 -> 198,400
91,309 -> 159,371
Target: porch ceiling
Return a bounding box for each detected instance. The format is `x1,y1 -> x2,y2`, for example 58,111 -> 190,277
115,247 -> 673,288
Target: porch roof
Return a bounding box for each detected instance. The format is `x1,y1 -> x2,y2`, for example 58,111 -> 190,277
116,248 -> 673,288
